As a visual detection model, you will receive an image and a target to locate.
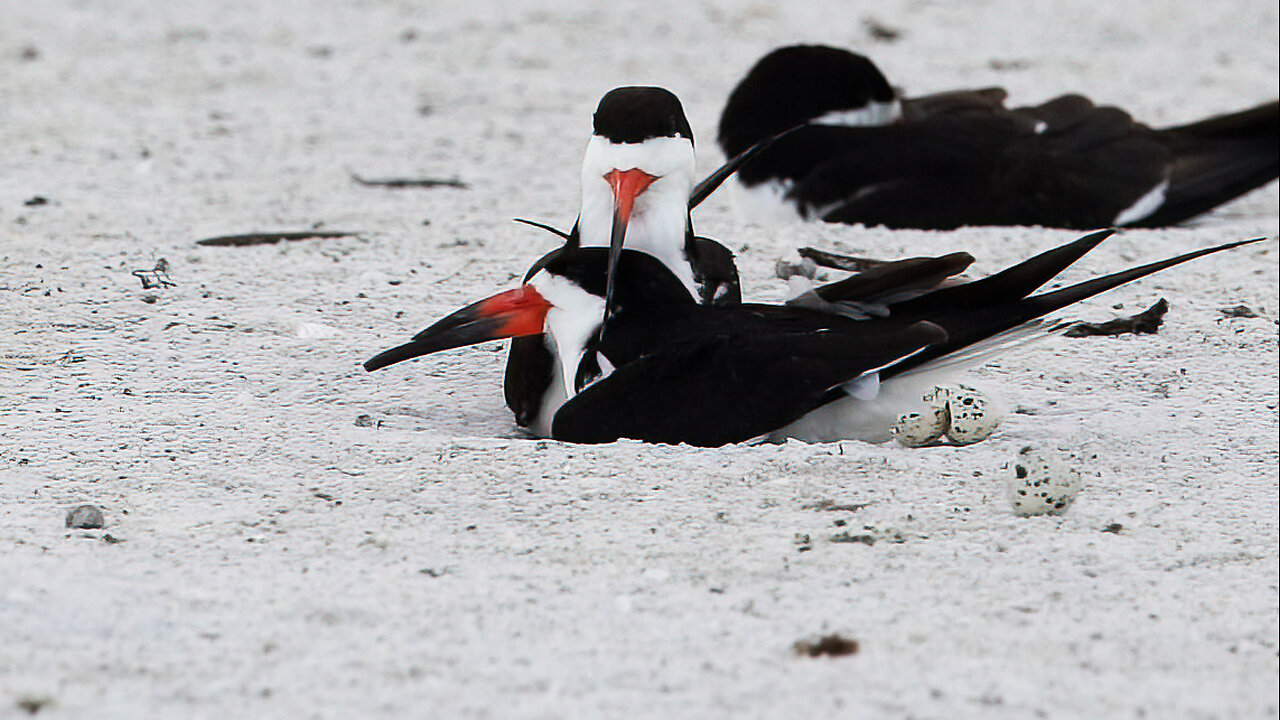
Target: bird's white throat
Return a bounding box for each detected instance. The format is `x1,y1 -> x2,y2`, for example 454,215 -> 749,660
526,271 -> 607,435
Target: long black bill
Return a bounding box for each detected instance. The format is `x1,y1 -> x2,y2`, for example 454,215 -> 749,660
363,287 -> 551,372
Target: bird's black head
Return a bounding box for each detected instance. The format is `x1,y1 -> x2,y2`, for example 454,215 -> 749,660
544,247 -> 696,312
593,87 -> 695,145
717,45 -> 896,156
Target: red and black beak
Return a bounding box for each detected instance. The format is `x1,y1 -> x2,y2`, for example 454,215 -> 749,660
603,168 -> 657,314
364,286 -> 551,372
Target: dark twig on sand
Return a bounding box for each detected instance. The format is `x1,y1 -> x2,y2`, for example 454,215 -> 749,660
794,634 -> 860,657
797,247 -> 891,272
1065,298 -> 1169,337
1219,304 -> 1259,319
801,499 -> 872,513
350,173 -> 468,189
195,231 -> 359,247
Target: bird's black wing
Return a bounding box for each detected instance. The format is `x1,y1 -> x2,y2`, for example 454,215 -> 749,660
772,97 -> 1170,229
900,87 -> 1009,121
551,315 -> 946,447
504,335 -> 555,427
888,229 -> 1116,318
792,229 -> 1116,322
809,252 -> 976,305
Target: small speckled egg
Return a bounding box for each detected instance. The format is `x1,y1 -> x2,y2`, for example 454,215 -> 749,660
1005,446 -> 1082,516
944,384 -> 1000,445
890,388 -> 950,447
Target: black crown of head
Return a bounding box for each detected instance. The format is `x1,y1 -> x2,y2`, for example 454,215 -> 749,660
593,87 -> 694,145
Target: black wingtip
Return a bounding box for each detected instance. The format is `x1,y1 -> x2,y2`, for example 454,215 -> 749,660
688,123 -> 805,210
891,228 -> 1118,316
1028,236 -> 1268,314
883,235 -> 1269,380
513,217 -> 573,241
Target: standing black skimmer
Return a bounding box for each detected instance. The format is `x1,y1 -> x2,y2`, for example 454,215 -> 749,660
503,86 -> 754,435
718,45 -> 1279,230
364,232 -> 1264,446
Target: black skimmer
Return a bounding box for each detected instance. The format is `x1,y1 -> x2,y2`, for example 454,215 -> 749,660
503,86 -> 756,434
364,232 -> 1264,446
718,45 -> 1279,230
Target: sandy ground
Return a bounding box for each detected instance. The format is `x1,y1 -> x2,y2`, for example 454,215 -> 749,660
1,1 -> 1278,718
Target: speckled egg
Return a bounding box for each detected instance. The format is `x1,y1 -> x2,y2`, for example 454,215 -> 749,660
944,384 -> 1000,445
890,407 -> 948,447
890,387 -> 950,447
1005,446 -> 1082,516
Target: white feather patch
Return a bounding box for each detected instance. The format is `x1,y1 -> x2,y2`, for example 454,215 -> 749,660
729,176 -> 805,224
1114,178 -> 1170,226
809,99 -> 903,128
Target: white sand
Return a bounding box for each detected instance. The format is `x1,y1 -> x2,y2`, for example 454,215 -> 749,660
1,1 -> 1277,718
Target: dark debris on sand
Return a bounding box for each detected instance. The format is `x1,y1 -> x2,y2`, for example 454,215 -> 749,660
794,634 -> 860,658
1065,298 -> 1169,337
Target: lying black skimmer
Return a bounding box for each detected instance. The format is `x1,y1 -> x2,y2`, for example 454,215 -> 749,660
718,44 -> 1279,230
503,86 -> 757,434
364,232 -> 1263,446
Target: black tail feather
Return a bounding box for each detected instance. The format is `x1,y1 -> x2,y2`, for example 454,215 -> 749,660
1013,237 -> 1266,319
881,236 -> 1268,380
1132,101 -> 1280,227
891,229 -> 1116,316
1159,100 -> 1280,139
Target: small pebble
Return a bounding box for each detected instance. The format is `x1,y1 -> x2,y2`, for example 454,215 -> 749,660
775,257 -> 818,281
65,504 -> 105,529
1005,447 -> 1082,516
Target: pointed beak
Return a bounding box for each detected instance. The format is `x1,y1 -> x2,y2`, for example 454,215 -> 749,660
364,286 -> 551,371
603,168 -> 657,312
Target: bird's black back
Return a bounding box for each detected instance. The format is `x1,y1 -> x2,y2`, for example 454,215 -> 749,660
719,44 -> 1279,229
